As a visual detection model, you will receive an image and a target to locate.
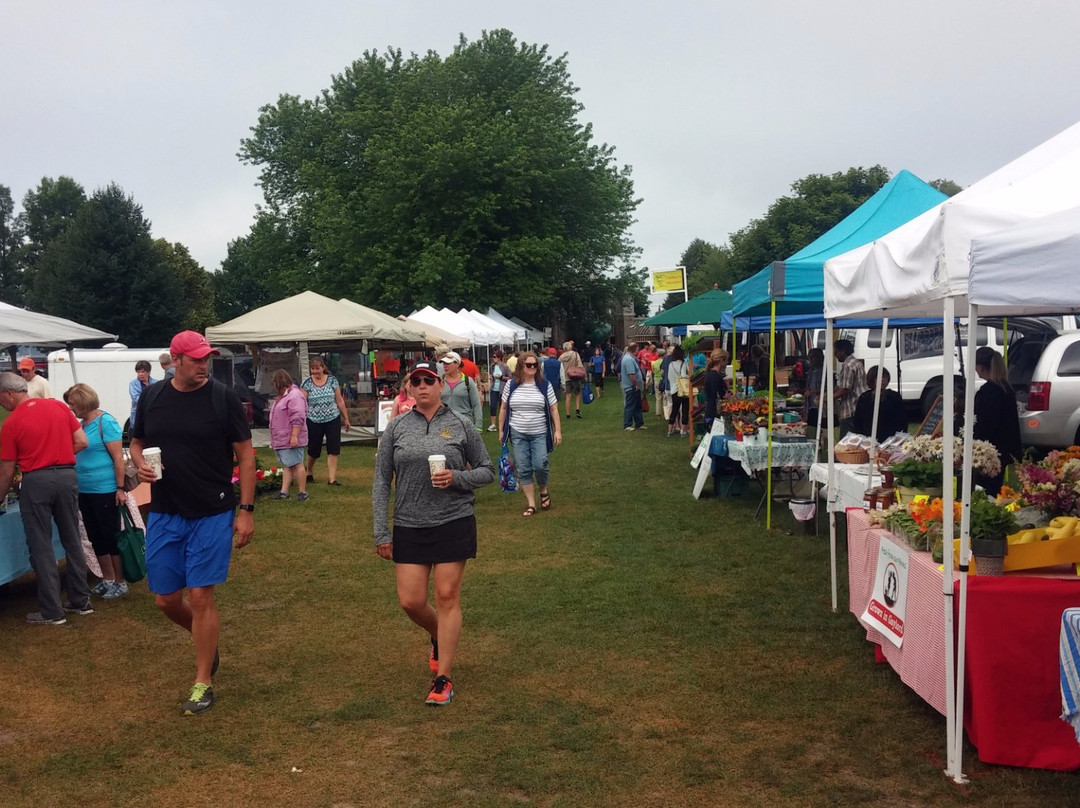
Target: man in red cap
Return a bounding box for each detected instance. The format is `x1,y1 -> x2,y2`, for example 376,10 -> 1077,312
18,357 -> 52,399
130,330 -> 255,716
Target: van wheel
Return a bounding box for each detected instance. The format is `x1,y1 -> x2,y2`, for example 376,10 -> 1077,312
921,383 -> 943,417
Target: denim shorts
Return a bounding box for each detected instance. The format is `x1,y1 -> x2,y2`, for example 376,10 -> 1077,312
145,510 -> 235,593
274,447 -> 305,468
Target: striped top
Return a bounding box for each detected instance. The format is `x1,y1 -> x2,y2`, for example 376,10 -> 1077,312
502,381 -> 557,435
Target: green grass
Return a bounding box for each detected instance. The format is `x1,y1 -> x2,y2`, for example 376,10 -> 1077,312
0,391 -> 1077,806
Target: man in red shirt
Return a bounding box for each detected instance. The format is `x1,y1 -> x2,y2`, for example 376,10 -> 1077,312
0,371 -> 91,624
458,352 -> 480,382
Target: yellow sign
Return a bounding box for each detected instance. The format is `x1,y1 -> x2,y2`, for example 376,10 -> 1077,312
651,268 -> 685,293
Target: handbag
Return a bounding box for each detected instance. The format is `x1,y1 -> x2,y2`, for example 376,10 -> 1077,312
641,389 -> 650,412
116,507 -> 147,583
675,361 -> 691,397
582,382 -> 594,405
498,444 -> 518,493
567,364 -> 587,381
122,452 -> 141,492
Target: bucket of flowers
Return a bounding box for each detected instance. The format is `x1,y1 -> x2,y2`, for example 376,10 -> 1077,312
1013,446 -> 1080,520
889,434 -> 1001,502
231,448 -> 284,498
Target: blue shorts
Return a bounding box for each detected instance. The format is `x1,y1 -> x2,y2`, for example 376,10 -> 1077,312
274,447 -> 305,468
145,510 -> 235,594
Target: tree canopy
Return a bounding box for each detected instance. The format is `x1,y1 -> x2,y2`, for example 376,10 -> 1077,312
233,29 -> 642,329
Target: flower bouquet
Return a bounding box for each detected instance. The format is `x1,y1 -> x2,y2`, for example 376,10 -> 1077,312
1013,446 -> 1080,518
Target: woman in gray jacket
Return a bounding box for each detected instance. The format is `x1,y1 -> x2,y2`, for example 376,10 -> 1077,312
439,351 -> 483,431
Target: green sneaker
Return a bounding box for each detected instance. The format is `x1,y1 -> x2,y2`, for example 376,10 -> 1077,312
181,683 -> 214,716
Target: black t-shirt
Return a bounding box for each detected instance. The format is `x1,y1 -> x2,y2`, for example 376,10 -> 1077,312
704,369 -> 728,421
132,381 -> 251,518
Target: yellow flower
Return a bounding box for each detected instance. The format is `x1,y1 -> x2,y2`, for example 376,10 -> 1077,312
913,495 -> 929,504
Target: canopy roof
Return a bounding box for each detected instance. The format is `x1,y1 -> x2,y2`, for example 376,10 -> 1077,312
483,308 -> 528,341
825,119 -> 1080,319
409,307 -> 496,345
733,171 -> 948,317
640,289 -> 732,327
969,206 -> 1080,315
458,309 -> 517,343
206,290 -> 406,343
335,299 -> 427,342
396,314 -> 471,347
0,301 -> 115,347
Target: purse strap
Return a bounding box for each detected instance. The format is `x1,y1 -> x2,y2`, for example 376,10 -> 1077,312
119,505 -> 136,531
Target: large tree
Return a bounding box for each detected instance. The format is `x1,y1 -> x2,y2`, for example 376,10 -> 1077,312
0,185 -> 24,304
33,183 -> 184,344
153,239 -> 216,333
234,29 -> 642,328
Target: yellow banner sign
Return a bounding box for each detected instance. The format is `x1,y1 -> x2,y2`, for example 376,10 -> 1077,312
651,268 -> 685,293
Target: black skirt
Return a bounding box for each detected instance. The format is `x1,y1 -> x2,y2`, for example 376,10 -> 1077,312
392,515 -> 477,565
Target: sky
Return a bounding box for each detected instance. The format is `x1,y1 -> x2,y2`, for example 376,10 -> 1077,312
4,0 -> 1080,313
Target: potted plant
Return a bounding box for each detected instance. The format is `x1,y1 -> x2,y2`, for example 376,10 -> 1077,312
890,457 -> 944,500
969,490 -> 1019,576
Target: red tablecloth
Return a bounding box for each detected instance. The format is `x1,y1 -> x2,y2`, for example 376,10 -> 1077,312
848,509 -> 1080,770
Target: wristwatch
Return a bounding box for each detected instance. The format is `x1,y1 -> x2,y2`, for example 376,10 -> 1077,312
239,504 -> 255,513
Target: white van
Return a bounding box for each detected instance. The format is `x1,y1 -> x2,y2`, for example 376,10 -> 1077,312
812,318 -> 1077,414
48,345 -> 167,432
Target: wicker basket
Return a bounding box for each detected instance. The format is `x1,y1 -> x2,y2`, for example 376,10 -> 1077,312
834,445 -> 870,464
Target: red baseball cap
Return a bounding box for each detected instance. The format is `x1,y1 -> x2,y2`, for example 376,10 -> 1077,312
170,330 -> 220,359
18,357 -> 35,370
546,348 -> 557,356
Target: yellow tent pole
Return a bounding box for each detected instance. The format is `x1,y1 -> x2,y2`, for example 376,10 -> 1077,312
766,301 -> 776,529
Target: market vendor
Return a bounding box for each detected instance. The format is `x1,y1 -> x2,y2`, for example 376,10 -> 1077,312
852,366 -> 908,442
972,347 -> 1022,497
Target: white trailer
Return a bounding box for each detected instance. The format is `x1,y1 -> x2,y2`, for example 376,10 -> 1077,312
48,345 -> 167,431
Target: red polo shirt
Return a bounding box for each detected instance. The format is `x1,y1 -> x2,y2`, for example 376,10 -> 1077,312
0,398 -> 81,471
460,357 -> 480,381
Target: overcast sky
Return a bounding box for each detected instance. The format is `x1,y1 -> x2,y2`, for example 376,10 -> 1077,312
4,1 -> 1080,312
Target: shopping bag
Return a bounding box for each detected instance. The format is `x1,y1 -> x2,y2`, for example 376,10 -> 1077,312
498,444 -> 518,493
641,390 -> 650,413
582,382 -> 594,405
116,507 -> 147,583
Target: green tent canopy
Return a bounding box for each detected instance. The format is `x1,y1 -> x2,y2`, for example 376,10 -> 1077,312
640,289 -> 731,327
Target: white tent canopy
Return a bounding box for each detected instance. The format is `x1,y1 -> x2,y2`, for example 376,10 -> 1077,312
484,308 -> 528,342
0,301 -> 116,346
206,291 -> 402,343
409,307 -> 493,345
459,309 -> 516,344
969,205 -> 1080,314
396,314 -> 472,348
825,119 -> 1080,319
334,298 -> 426,343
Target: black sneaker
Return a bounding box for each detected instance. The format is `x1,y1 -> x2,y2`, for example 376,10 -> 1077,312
62,601 -> 94,616
181,683 -> 214,715
26,612 -> 66,625
576,410 -> 582,419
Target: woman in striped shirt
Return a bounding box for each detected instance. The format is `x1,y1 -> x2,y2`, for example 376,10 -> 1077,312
498,351 -> 562,516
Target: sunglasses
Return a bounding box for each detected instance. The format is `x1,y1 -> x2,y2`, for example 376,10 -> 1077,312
408,375 -> 439,387
523,362 -> 538,368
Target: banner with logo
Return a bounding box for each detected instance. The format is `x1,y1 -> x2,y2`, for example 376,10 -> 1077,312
651,267 -> 686,294
861,535 -> 909,648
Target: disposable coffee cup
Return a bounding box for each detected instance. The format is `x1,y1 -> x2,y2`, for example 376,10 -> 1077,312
428,454 -> 446,485
143,447 -> 163,481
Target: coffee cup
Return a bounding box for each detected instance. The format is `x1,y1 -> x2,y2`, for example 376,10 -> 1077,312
428,454 -> 446,485
143,447 -> 163,480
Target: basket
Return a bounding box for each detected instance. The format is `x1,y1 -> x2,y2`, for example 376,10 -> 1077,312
834,445 -> 870,464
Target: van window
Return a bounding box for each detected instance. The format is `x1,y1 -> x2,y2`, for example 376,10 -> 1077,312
866,329 -> 895,349
901,325 -> 1004,359
1058,342 -> 1080,377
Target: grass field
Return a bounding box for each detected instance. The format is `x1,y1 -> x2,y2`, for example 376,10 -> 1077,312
1,390 -> 1077,807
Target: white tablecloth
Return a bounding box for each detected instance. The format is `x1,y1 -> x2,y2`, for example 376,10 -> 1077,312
810,462 -> 881,512
712,437 -> 817,477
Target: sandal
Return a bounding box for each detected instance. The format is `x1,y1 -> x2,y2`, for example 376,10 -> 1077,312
539,491 -> 552,511
522,506 -> 537,517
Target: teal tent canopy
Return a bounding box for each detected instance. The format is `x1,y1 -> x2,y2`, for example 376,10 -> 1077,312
640,289 -> 731,327
731,170 -> 948,317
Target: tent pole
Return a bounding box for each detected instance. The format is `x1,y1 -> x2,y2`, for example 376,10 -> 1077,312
952,301 -> 977,785
941,297 -> 959,781
66,343 -> 78,384
825,324 -> 838,611
868,318 -> 889,481
766,302 -> 776,528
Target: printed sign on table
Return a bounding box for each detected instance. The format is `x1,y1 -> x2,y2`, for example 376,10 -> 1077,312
861,535 -> 909,648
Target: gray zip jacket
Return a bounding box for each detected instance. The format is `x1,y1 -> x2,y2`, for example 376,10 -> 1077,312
373,404 -> 495,546
440,374 -> 483,430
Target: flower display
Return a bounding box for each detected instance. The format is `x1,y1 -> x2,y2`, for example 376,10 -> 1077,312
1014,447 -> 1080,518
232,448 -> 284,497
720,395 -> 770,418
888,434 -> 1001,488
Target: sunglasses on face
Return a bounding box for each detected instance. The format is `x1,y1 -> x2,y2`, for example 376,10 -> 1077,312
523,362 -> 538,368
409,375 -> 439,387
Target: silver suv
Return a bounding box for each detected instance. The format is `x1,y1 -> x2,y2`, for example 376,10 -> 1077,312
1013,331 -> 1080,450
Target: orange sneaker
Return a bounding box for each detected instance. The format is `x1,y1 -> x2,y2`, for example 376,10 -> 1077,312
425,675 -> 454,706
428,639 -> 439,673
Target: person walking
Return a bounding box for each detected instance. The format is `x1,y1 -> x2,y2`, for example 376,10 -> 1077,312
64,383 -> 129,599
439,352 -> 483,432
498,351 -> 562,516
18,358 -> 52,399
269,369 -> 309,501
129,360 -> 156,429
301,356 -> 351,486
130,330 -> 255,715
589,346 -> 606,398
620,343 -> 645,431
542,348 -> 562,401
487,349 -> 509,432
651,348 -> 667,419
373,361 -> 495,706
0,372 -> 91,624
666,346 -> 691,437
559,342 -> 586,419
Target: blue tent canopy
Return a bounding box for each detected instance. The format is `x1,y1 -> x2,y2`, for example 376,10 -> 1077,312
731,170 -> 949,317
719,310 -> 939,331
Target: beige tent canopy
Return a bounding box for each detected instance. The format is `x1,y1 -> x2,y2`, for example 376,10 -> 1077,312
206,291 -> 424,344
